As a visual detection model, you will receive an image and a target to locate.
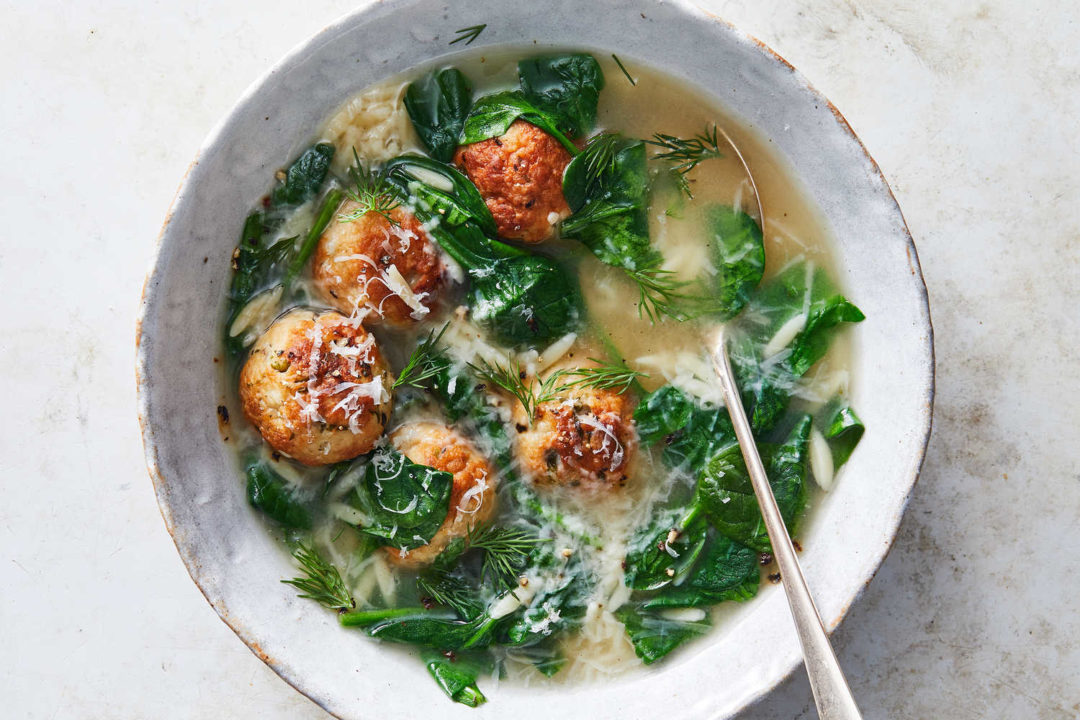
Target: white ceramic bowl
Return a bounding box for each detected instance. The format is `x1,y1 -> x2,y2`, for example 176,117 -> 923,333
137,1 -> 934,717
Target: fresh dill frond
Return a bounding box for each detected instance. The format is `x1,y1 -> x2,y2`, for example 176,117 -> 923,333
472,352 -> 646,421
647,125 -> 724,180
611,54 -> 636,86
416,574 -> 478,616
554,359 -> 647,395
338,148 -> 401,226
281,544 -> 355,611
470,355 -> 560,423
393,323 -> 449,389
626,265 -> 692,323
466,523 -> 546,590
577,132 -> 620,197
668,167 -> 693,202
450,23 -> 487,45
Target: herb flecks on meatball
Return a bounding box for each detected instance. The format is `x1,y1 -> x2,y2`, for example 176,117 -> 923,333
513,371 -> 638,490
239,309 -> 393,465
314,204 -> 445,325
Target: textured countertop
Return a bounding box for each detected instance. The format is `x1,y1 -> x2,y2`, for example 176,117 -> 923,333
2,1 -> 1077,717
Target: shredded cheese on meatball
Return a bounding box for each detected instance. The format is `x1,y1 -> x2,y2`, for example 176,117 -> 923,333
577,414 -> 626,469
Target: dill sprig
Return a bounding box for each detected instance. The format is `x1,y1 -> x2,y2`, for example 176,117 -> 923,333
471,354 -> 647,423
281,544 -> 355,611
393,323 -> 449,389
466,523 -> 546,590
450,23 -> 487,45
338,148 -> 401,226
611,54 -> 636,86
625,265 -> 692,322
470,354 -> 559,422
647,124 -> 724,178
557,358 -> 646,394
416,574 -> 478,616
577,132 -> 620,197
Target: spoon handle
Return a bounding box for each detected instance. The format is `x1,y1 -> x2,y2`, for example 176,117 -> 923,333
710,329 -> 862,720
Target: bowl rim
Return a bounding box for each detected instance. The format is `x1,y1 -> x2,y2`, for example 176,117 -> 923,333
136,1 -> 935,717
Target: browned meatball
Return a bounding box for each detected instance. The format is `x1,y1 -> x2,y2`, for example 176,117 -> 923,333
453,119 -> 572,244
384,422 -> 497,569
313,204 -> 444,325
239,309 -> 393,465
513,373 -> 638,490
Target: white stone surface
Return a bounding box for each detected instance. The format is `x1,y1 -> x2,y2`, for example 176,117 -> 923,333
0,1 -> 1076,718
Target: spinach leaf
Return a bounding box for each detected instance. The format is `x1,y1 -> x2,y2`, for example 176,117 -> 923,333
350,448 -> 453,550
459,90 -> 578,154
696,415 -> 811,552
245,463 -> 312,530
502,545 -> 591,647
820,401 -> 864,470
367,612 -> 500,650
502,581 -> 587,647
562,135 -> 686,320
731,262 -> 865,433
623,509 -> 708,591
640,533 -> 759,609
562,137 -> 653,267
404,68 -> 474,163
703,205 -> 765,319
518,53 -> 605,138
633,385 -> 736,472
226,143 -> 335,356
422,650 -> 487,707
384,155 -> 496,237
268,142 -> 335,207
384,156 -> 582,345
614,604 -> 710,664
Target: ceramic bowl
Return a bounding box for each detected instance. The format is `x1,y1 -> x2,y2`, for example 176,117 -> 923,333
136,0 -> 934,717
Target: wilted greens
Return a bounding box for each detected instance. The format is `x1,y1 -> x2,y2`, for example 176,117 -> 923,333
384,155 -> 582,344
225,142 -> 335,356
225,49 -> 870,706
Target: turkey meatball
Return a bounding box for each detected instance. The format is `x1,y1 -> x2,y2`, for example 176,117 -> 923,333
239,309 -> 393,465
313,204 -> 444,325
384,422 -> 497,569
513,370 -> 637,490
453,119 -> 572,244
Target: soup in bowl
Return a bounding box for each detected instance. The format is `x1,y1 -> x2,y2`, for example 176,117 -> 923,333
138,2 -> 932,718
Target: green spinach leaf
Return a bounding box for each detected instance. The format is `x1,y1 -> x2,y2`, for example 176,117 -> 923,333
459,90 -> 578,154
623,509 -> 708,591
518,53 -> 604,138
226,143 -> 335,356
820,401 -> 865,470
562,136 -> 653,266
245,463 -> 312,530
384,156 -> 582,345
703,205 -> 765,319
384,154 -> 496,237
562,135 -> 687,320
404,68 -> 474,163
268,142 -> 335,207
696,415 -> 811,552
614,604 -> 710,664
730,262 -> 865,433
351,448 -> 453,550
633,385 -> 736,472
640,533 -> 759,609
422,650 -> 487,707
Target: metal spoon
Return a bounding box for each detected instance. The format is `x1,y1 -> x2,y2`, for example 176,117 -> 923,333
710,327 -> 862,720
